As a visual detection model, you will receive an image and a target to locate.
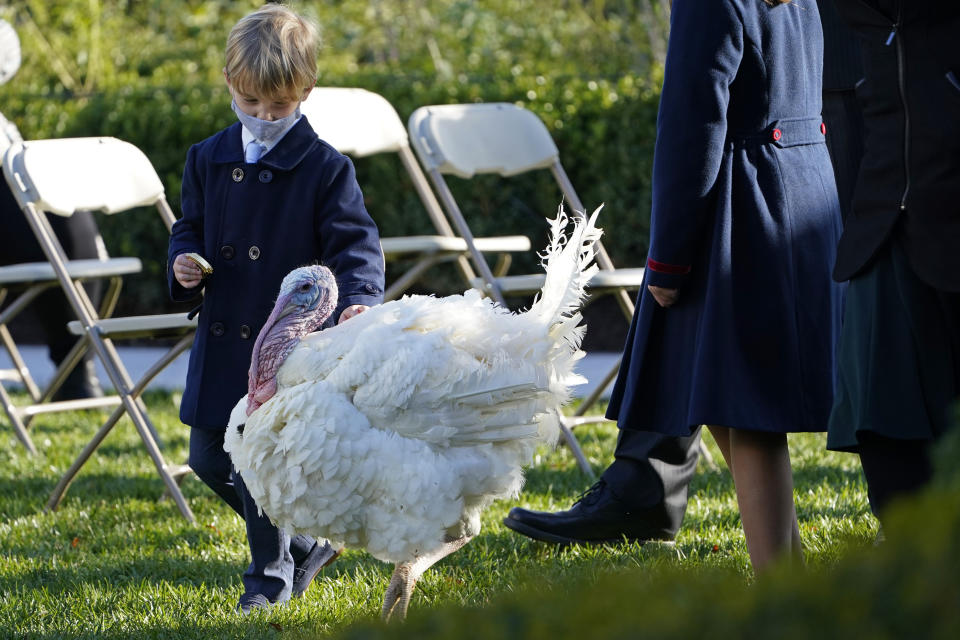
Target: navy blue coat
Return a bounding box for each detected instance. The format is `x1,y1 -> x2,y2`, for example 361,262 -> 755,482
606,0 -> 845,436
168,117 -> 385,429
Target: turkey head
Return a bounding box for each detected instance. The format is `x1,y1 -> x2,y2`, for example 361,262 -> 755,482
246,265 -> 338,415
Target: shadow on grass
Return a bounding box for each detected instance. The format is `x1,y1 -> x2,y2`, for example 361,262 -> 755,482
0,470 -> 215,521
0,556 -> 244,595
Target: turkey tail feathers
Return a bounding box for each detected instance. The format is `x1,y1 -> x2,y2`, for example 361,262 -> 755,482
528,204 -> 603,329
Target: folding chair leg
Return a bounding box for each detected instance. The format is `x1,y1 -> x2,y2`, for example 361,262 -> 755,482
573,355 -> 621,419
0,382 -> 38,454
383,255 -> 446,301
126,405 -> 195,523
159,462 -> 194,502
46,334 -> 196,523
558,418 -> 596,480
45,398 -> 195,522
698,439 -> 718,471
0,324 -> 42,401
36,337 -> 89,405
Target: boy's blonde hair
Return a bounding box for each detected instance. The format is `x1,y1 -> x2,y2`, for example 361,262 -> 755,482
225,4 -> 318,100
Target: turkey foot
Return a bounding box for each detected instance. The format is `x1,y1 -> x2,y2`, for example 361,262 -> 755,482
381,535 -> 473,621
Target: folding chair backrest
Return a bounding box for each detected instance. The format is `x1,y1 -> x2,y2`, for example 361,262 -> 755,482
298,88 -> 538,300
408,103 -> 559,178
300,87 -> 408,157
3,137 -> 165,217
300,88 -> 460,239
407,102 -> 647,478
0,109 -> 22,158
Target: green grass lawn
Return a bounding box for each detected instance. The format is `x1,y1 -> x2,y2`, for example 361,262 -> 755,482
0,392 -> 876,639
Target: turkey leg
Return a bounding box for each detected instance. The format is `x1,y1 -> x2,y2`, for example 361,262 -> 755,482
381,535 -> 473,621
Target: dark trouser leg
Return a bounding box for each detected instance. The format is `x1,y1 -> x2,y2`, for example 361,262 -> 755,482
189,427 -> 245,514
503,426 -> 698,544
601,427 -> 701,538
857,433 -> 932,523
189,428 -> 315,576
232,467 -> 293,602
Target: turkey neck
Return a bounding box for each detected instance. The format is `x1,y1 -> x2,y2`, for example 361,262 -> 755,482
251,314 -> 307,389
247,295 -> 328,411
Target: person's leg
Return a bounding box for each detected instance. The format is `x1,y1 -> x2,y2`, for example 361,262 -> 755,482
189,428 -> 318,562
233,467 -> 294,606
189,427 -> 332,605
708,426 -> 802,571
705,424 -> 732,470
503,428 -> 699,544
857,432 -> 933,524
602,427 -> 702,534
189,427 -> 245,515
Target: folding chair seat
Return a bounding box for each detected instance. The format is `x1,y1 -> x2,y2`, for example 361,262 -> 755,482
299,87 -> 530,300
2,136 -> 198,522
408,102 -> 647,478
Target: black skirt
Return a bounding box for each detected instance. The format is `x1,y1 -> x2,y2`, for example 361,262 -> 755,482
827,240 -> 960,452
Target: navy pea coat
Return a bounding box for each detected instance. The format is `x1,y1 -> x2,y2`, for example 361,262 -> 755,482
606,0 -> 845,436
168,117 -> 385,430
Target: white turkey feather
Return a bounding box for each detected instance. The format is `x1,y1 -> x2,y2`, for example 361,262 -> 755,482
225,204 -> 603,563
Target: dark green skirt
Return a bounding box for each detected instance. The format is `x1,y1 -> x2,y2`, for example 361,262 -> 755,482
827,240 -> 960,452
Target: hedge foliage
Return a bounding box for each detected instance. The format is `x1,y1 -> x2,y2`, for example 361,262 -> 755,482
0,1 -> 669,314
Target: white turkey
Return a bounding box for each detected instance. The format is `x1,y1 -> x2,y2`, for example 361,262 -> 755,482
224,205 -> 602,620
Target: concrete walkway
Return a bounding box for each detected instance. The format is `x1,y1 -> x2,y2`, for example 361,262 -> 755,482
1,346 -> 618,400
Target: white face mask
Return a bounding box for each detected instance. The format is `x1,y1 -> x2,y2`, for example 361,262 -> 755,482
231,99 -> 301,144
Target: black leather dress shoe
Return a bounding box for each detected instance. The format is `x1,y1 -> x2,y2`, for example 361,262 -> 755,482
503,481 -> 675,545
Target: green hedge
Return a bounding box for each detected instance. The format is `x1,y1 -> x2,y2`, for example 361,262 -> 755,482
3,73 -> 660,314
0,1 -> 667,315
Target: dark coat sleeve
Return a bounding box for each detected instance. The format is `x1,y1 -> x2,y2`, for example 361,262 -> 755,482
314,154 -> 385,318
645,0 -> 744,290
167,143 -> 205,303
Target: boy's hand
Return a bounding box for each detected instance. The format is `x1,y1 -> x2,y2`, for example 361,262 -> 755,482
338,304 -> 369,324
173,253 -> 203,289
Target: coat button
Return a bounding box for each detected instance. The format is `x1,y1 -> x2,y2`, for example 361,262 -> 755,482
258,169 -> 273,183
240,324 -> 251,339
248,246 -> 261,260
364,283 -> 379,293
210,322 -> 225,337
220,245 -> 235,260
772,128 -> 782,142
232,168 -> 244,182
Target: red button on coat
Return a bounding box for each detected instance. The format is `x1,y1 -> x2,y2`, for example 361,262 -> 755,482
772,128 -> 782,141
820,122 -> 827,134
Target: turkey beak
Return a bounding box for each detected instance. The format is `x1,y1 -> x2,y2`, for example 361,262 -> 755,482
275,300 -> 298,322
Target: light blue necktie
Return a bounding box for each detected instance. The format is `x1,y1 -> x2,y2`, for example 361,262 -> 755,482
245,142 -> 267,164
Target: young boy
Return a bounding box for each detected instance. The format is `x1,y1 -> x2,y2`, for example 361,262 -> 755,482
168,4 -> 384,613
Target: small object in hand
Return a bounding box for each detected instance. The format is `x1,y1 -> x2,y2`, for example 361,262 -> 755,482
183,252 -> 213,276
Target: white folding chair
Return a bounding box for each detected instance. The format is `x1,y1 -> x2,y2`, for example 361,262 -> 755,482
1,113 -> 142,454
2,136 -> 198,522
408,103 -> 648,478
300,87 -> 530,299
